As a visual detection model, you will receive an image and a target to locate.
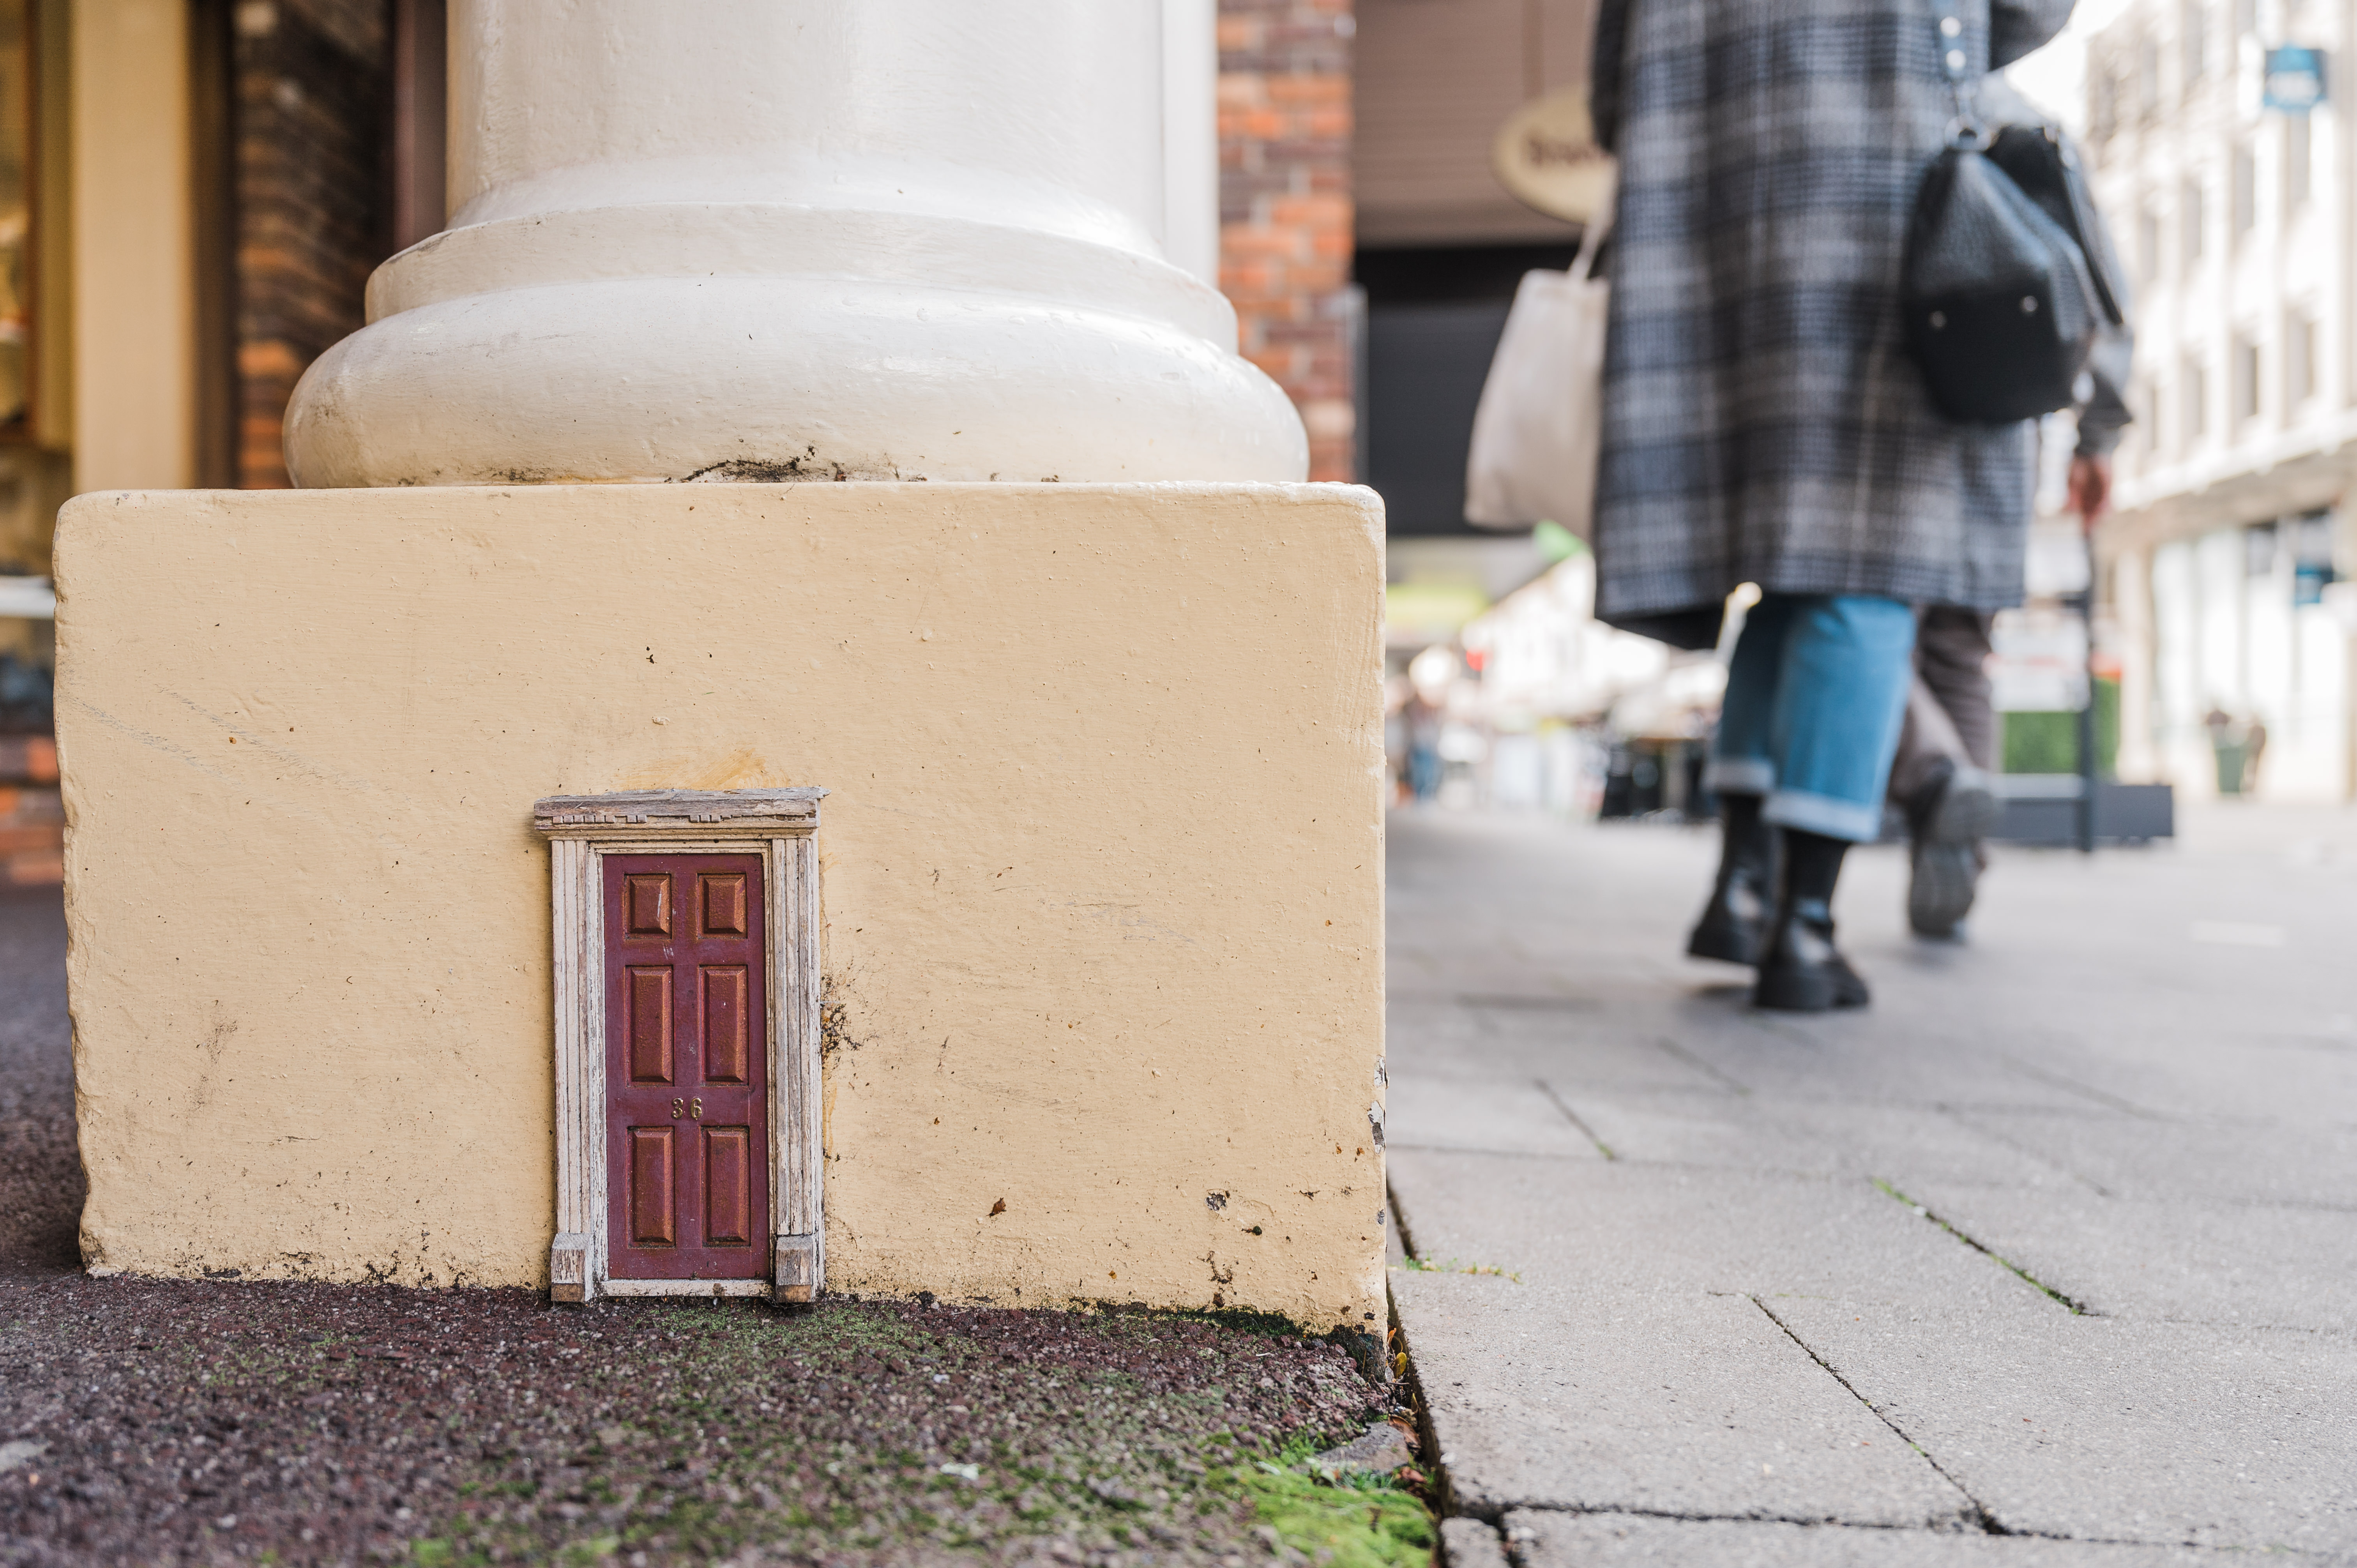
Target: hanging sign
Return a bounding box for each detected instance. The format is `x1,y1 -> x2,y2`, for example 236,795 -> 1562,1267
2263,47 -> 2327,112
1491,87 -> 1618,225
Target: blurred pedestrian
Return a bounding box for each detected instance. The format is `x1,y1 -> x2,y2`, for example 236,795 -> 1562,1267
1891,78 -> 2134,940
1590,0 -> 2076,1011
1404,688 -> 1444,803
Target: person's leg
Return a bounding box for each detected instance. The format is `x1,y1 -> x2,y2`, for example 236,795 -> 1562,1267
1754,595 -> 1917,1011
1902,607 -> 1999,938
1703,597 -> 1787,802
1887,672 -> 1971,805
1688,600 -> 1787,964
1760,595 -> 1917,842
1915,607 -> 1997,769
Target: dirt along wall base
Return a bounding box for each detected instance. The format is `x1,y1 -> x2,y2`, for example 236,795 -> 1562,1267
56,482 -> 1387,1331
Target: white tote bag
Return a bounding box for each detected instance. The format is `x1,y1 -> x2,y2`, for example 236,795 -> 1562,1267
1463,227 -> 1609,539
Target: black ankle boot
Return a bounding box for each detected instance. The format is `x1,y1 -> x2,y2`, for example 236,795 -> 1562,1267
1687,793 -> 1777,965
1754,828 -> 1870,1012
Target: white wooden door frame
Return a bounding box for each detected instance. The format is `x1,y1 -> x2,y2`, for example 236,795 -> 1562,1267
533,789 -> 825,1303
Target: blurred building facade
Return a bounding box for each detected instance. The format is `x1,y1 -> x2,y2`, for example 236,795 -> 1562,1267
0,0 -> 442,882
2087,0 -> 2357,800
1354,0 -> 1594,622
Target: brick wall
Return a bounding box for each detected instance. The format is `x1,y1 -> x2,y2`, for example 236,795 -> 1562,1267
232,0 -> 389,489
1218,0 -> 1357,483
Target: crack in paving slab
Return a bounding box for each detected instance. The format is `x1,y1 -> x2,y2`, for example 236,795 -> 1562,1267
1649,1034 -> 1755,1094
1872,1180 -> 2095,1315
1535,1079 -> 1618,1160
1994,1055 -> 2170,1121
1930,1107 -> 2120,1197
1749,1296 -> 2001,1534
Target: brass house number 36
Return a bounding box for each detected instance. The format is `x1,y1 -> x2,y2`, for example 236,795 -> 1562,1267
671,1097 -> 703,1120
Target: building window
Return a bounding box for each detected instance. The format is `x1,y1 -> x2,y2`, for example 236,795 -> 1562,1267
2233,0 -> 2257,34
2284,113 -> 2311,210
2244,521 -> 2276,578
2182,0 -> 2208,84
2138,208 -> 2163,286
2138,30 -> 2162,116
2231,143 -> 2256,237
2291,511 -> 2337,605
2232,337 -> 2261,425
2181,179 -> 2205,267
2286,310 -> 2318,407
2182,357 -> 2208,444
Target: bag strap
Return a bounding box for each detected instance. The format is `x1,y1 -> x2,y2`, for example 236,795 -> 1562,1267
1567,216 -> 1610,284
1931,4 -> 1988,147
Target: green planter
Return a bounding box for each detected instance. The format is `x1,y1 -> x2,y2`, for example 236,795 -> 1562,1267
2001,678 -> 2119,777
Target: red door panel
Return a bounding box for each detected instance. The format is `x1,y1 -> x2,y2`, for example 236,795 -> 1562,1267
605,853 -> 768,1279
701,966 -> 749,1083
629,1127 -> 676,1247
704,1125 -> 754,1246
701,871 -> 749,936
627,968 -> 674,1083
625,873 -> 671,935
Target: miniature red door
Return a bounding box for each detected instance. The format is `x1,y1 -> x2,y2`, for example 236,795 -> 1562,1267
605,854 -> 769,1279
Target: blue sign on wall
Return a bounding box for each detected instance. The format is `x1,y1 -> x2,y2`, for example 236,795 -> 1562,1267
2265,47 -> 2328,113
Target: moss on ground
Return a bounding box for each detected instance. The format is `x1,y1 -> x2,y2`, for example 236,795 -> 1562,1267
2,1277 -> 1414,1566
1214,1458 -> 1433,1568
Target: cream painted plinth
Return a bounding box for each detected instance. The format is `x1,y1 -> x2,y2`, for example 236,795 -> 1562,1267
57,483 -> 1387,1331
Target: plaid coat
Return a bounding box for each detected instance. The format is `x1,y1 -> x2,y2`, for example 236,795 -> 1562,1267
1589,0 -> 2075,645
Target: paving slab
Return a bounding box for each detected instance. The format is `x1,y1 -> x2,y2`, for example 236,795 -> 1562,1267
1394,1272 -> 1970,1527
1385,1072 -> 1606,1160
1771,1296 -> 2357,1554
1892,1182 -> 2357,1332
1384,809 -> 2357,1557
1949,1107 -> 2357,1209
1546,1087 -> 2085,1191
1505,1511 -> 2274,1566
1387,1148 -> 2039,1307
1953,1015 -> 2357,1128
1390,1005 -> 1742,1095
1438,1517 -> 1511,1568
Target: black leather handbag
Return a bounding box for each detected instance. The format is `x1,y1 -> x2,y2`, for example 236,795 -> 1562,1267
1901,8 -> 2119,424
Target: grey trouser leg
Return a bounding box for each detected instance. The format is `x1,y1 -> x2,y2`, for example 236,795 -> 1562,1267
1888,606 -> 1997,804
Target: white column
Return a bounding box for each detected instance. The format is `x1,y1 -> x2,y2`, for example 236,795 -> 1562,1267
284,0 -> 1305,489
1161,0 -> 1221,288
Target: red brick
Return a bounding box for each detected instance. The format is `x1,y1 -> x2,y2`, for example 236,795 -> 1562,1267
1222,227 -> 1306,260
1221,108 -> 1288,140
1265,74 -> 1348,105
1269,194 -> 1350,229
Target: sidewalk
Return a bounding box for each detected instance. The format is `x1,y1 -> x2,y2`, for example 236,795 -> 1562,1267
1384,809 -> 2357,1565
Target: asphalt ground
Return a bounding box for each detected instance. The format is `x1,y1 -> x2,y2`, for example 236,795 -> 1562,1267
0,888 -> 1416,1568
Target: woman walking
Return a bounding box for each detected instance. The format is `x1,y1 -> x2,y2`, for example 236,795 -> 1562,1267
1588,0 -> 2075,1011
